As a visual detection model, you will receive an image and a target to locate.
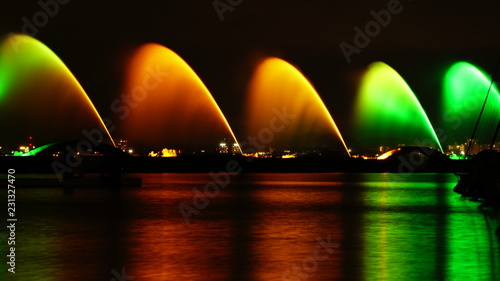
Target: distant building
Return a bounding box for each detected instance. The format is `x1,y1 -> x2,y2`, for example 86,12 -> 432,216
218,138 -> 240,154
379,146 -> 392,153
114,139 -> 135,154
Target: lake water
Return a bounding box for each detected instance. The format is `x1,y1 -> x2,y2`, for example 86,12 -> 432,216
2,173 -> 499,281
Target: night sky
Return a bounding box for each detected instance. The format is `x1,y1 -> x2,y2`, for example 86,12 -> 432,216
2,0 -> 500,142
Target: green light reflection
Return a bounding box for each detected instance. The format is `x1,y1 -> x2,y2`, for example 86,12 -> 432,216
445,196 -> 500,279
362,174 -> 500,280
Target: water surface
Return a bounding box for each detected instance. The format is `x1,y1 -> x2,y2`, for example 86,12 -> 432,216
1,173 -> 498,281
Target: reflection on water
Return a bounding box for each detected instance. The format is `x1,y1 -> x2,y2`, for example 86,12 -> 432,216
2,173 -> 499,281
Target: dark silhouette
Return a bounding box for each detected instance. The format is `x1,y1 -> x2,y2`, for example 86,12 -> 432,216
99,147 -> 124,188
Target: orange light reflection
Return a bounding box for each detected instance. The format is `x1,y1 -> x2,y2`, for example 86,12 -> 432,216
249,176 -> 345,280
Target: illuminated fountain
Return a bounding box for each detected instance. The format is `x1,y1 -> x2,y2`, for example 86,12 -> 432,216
244,57 -> 350,156
441,61 -> 500,152
118,43 -> 239,154
354,62 -> 443,153
0,34 -> 114,152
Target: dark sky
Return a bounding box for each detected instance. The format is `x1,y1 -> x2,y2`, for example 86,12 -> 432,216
2,0 -> 500,142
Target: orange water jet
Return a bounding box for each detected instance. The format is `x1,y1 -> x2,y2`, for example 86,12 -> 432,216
245,57 -> 350,155
119,44 -> 239,153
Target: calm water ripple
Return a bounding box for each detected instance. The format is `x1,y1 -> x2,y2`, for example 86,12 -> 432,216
1,173 -> 498,281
